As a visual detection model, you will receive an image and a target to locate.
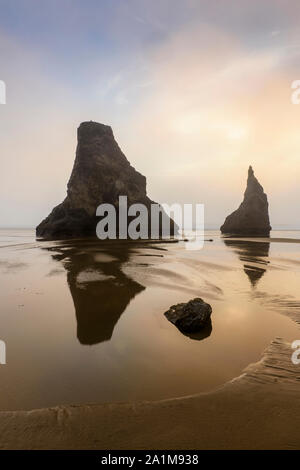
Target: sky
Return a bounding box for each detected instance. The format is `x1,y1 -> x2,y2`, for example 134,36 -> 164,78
0,0 -> 300,228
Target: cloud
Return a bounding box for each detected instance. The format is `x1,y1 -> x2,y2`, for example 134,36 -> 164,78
118,23 -> 300,226
1,1 -> 300,228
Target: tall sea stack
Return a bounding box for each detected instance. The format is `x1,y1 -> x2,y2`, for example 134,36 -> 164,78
220,166 -> 271,236
36,121 -> 177,239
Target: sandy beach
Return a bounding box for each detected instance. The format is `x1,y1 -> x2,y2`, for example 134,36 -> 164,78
0,230 -> 299,449
4,0 -> 300,455
0,338 -> 298,450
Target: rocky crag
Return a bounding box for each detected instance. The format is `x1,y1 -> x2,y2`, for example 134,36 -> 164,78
220,166 -> 271,236
36,121 -> 177,239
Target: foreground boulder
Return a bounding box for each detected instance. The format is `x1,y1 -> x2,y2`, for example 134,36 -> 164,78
164,298 -> 212,333
220,166 -> 271,236
36,121 -> 177,239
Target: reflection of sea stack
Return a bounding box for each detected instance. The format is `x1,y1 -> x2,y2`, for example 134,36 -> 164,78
221,166 -> 271,236
224,239 -> 270,287
44,240 -> 145,345
36,121 -> 177,239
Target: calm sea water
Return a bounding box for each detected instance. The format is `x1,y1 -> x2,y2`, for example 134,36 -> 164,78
0,228 -> 299,410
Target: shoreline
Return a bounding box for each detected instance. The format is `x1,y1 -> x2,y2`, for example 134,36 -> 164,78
0,338 -> 299,450
222,236 -> 300,244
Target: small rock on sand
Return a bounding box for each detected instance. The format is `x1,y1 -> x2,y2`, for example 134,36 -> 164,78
164,297 -> 212,333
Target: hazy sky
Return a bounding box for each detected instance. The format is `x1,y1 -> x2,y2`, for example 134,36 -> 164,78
1,0 -> 300,228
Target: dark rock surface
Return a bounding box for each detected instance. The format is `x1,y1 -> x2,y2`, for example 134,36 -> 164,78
164,298 -> 212,333
36,121 -> 177,240
220,166 -> 271,236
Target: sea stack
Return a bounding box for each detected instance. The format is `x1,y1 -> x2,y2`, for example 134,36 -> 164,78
36,121 -> 177,239
220,166 -> 271,236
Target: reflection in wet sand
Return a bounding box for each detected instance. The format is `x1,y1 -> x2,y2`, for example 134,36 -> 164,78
1,229 -> 300,410
44,239 -> 216,345
44,240 -> 145,345
184,318 -> 212,341
223,239 -> 270,287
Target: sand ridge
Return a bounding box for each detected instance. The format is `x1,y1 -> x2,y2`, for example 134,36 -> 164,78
0,338 -> 299,450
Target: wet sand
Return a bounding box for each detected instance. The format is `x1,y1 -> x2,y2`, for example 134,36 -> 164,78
0,230 -> 300,448
0,338 -> 299,449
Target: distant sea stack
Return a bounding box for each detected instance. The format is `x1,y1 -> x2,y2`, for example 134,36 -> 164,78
220,166 -> 271,236
36,121 -> 177,239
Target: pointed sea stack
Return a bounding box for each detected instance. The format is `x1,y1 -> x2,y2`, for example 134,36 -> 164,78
36,121 -> 177,239
220,166 -> 271,236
